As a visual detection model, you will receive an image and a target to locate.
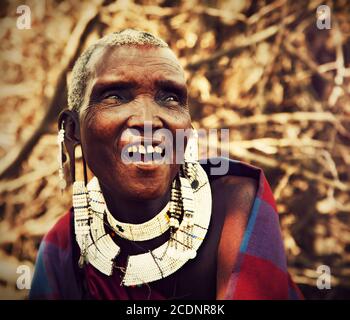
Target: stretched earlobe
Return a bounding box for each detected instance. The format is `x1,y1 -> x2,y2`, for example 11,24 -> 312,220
73,144 -> 88,185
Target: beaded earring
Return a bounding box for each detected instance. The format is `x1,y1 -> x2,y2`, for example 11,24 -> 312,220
183,128 -> 199,258
57,121 -> 67,192
167,128 -> 199,259
184,129 -> 199,189
167,177 -> 182,258
180,175 -> 196,259
72,144 -> 91,268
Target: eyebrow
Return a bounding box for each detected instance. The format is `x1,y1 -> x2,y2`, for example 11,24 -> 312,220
89,78 -> 187,101
155,79 -> 188,98
90,79 -> 139,97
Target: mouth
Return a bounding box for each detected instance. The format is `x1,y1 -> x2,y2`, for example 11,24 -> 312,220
120,139 -> 169,170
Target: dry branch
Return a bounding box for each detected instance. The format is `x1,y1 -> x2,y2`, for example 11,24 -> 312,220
0,3 -> 102,179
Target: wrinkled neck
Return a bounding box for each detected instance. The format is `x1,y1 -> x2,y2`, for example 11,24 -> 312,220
100,184 -> 171,224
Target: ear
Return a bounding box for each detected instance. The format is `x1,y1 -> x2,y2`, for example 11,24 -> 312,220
58,109 -> 82,182
58,109 -> 80,144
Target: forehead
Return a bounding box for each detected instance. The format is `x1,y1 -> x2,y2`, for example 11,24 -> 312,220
87,45 -> 185,85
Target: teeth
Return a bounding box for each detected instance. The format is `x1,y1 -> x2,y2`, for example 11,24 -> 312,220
138,145 -> 146,154
154,146 -> 162,154
147,145 -> 154,153
127,144 -> 163,155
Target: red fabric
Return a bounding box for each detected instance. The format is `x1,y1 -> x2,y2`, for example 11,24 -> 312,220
44,212 -> 71,250
233,254 -> 289,300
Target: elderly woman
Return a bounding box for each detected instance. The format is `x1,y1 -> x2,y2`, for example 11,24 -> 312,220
29,29 -> 302,300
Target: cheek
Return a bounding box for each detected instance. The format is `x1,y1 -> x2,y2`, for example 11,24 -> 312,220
169,111 -> 192,146
167,109 -> 191,131
80,111 -> 123,171
81,109 -> 123,146
179,113 -> 192,129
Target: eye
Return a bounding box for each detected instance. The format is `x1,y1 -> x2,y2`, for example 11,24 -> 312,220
165,95 -> 178,102
162,93 -> 179,103
101,91 -> 130,105
103,93 -> 123,101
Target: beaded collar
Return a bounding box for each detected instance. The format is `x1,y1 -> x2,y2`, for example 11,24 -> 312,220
73,164 -> 212,286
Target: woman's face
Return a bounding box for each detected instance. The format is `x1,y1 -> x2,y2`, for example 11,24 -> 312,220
79,45 -> 191,201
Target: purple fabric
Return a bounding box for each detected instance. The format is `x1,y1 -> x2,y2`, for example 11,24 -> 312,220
245,199 -> 287,271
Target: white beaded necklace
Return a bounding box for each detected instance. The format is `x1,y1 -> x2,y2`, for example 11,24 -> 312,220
88,181 -> 170,241
73,164 -> 212,286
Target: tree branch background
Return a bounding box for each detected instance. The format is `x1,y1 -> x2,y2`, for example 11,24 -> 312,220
0,0 -> 349,299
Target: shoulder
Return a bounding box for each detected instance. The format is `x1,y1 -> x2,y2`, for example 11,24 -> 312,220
211,175 -> 257,211
202,157 -> 277,211
201,158 -> 260,215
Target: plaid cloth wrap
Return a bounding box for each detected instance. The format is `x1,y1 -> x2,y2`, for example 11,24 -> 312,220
29,158 -> 303,300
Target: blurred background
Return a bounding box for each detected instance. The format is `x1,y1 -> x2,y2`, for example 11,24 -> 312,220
0,0 -> 349,299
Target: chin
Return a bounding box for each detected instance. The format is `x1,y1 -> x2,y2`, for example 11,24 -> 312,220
119,165 -> 174,199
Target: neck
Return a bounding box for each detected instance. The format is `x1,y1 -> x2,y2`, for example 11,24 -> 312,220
100,184 -> 171,224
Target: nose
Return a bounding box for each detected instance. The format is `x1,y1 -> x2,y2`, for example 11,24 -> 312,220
126,96 -> 163,133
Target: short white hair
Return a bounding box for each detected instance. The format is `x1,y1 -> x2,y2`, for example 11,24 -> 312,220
68,29 -> 169,112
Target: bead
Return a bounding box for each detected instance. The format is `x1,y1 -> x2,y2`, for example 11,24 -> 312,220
116,225 -> 124,232
191,180 -> 199,189
187,249 -> 197,259
78,255 -> 85,268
